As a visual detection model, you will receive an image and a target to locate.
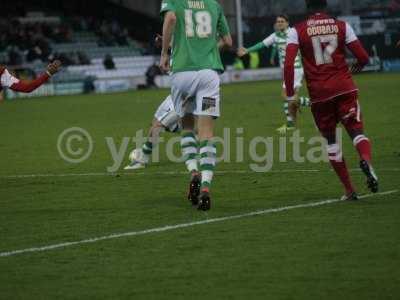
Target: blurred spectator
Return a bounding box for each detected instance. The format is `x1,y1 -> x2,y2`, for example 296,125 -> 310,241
103,54 -> 115,70
145,63 -> 162,88
50,51 -> 90,66
53,24 -> 73,43
7,46 -> 23,65
84,76 -> 96,93
0,19 -> 70,50
50,52 -> 73,66
116,28 -> 129,46
0,12 -> 145,67
69,51 -> 80,65
98,21 -> 115,46
78,51 -> 91,65
26,46 -> 43,62
389,0 -> 400,12
96,20 -> 130,47
0,19 -> 61,65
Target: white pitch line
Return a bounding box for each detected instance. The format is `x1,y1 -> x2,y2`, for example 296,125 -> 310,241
2,168 -> 400,179
0,190 -> 397,258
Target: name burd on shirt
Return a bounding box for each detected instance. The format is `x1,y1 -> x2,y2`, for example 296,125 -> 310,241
306,18 -> 339,36
188,1 -> 205,9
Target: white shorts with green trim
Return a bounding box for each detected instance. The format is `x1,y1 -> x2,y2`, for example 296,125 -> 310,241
154,95 -> 180,132
171,69 -> 220,118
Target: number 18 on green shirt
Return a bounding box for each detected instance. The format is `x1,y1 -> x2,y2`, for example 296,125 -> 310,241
161,0 -> 230,73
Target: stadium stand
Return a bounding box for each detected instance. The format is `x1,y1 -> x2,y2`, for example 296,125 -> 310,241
0,0 -> 161,97
67,56 -> 156,79
1,0 -> 399,98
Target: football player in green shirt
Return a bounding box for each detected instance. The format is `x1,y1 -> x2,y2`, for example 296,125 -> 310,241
238,15 -> 311,134
160,0 -> 232,211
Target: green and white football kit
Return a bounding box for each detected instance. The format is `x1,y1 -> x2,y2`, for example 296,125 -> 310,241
246,29 -> 310,133
161,0 -> 231,209
154,95 -> 181,132
262,30 -> 304,89
161,0 -> 230,118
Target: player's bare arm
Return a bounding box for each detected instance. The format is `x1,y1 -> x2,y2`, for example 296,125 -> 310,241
238,32 -> 277,58
218,34 -> 233,50
47,60 -> 62,76
237,42 -> 266,57
236,47 -> 247,57
238,16 -> 288,58
160,11 -> 176,73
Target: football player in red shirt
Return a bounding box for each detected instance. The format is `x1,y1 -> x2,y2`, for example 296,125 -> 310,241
0,60 -> 61,94
284,0 -> 378,200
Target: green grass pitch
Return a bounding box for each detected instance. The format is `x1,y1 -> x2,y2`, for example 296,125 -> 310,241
0,73 -> 399,299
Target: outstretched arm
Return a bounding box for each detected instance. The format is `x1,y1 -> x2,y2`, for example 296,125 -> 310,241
9,61 -> 61,93
11,74 -> 50,93
237,33 -> 275,57
237,42 -> 266,57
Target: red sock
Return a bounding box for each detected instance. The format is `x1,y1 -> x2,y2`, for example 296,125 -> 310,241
330,159 -> 355,195
327,144 -> 355,195
354,135 -> 372,162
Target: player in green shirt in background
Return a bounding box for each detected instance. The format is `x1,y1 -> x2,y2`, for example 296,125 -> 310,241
238,15 -> 311,134
160,0 -> 232,211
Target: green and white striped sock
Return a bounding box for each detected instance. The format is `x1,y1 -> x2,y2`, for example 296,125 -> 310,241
300,96 -> 311,107
284,102 -> 294,127
199,140 -> 216,190
181,131 -> 199,173
142,141 -> 153,160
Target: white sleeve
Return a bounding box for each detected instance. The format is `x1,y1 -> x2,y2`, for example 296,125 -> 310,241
286,28 -> 299,45
1,69 -> 19,88
345,22 -> 358,44
262,33 -> 276,47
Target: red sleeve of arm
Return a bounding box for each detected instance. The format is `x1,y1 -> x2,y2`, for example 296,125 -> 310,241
284,43 -> 299,99
10,73 -> 50,93
347,40 -> 369,68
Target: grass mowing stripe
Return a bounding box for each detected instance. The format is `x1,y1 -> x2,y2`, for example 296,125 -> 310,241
0,169 -> 321,179
0,190 -> 397,258
1,168 -> 399,179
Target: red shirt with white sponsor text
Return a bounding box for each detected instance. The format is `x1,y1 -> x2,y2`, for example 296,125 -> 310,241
288,13 -> 359,102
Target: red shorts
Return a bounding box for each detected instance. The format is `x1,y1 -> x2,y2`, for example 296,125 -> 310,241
311,91 -> 364,137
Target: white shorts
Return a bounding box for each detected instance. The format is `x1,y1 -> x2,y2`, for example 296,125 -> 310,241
283,68 -> 304,90
154,96 -> 181,132
171,69 -> 221,118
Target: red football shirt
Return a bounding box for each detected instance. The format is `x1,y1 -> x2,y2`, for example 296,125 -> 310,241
287,13 -> 360,102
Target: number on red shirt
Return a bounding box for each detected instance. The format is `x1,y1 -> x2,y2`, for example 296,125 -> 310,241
311,34 -> 338,65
